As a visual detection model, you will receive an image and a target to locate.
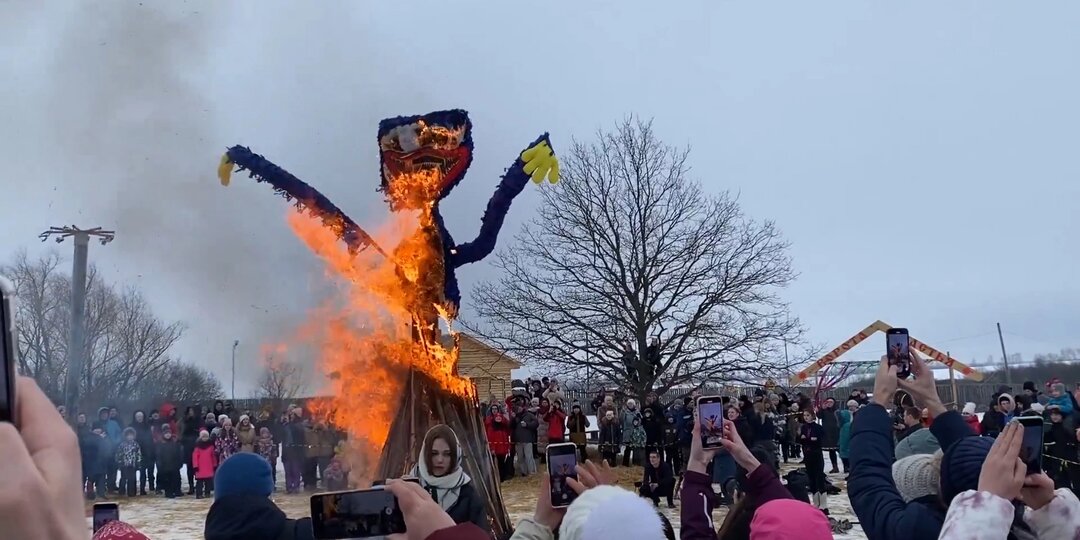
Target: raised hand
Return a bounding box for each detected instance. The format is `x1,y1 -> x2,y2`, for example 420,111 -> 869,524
385,479 -> 457,540
567,460 -> 616,493
897,354 -> 946,417
720,419 -> 762,474
521,135 -> 560,184
977,422 -> 1027,502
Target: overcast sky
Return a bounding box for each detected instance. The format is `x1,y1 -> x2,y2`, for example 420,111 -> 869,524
2,2 -> 1077,395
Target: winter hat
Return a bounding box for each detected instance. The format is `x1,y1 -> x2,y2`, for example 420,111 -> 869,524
940,435 -> 995,503
239,414 -> 250,424
892,452 -> 942,502
218,414 -> 229,424
846,399 -> 858,408
749,499 -> 832,539
1023,381 -> 1037,393
214,453 -> 274,501
199,429 -> 210,439
559,485 -> 665,540
962,402 -> 976,415
92,520 -> 150,540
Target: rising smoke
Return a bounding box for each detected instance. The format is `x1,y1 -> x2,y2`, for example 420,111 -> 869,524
23,2 -> 323,390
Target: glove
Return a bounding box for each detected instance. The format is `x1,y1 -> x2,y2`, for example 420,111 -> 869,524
521,135 -> 560,184
217,154 -> 233,186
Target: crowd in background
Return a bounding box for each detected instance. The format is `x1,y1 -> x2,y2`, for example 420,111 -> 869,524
66,399 -> 351,502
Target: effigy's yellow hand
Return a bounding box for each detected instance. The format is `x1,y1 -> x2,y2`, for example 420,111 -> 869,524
217,154 -> 233,186
521,137 -> 560,184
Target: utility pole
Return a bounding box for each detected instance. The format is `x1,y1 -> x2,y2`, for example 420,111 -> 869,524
996,322 -> 1011,386
231,339 -> 239,401
40,226 -> 115,423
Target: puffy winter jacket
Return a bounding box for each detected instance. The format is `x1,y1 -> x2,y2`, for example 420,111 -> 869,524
848,404 -> 970,540
512,409 -> 539,444
115,429 -> 142,468
193,441 -> 217,480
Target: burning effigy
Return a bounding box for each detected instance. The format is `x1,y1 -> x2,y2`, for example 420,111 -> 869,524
217,110 -> 558,534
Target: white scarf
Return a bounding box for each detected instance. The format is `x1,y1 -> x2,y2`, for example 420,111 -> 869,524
412,438 -> 471,512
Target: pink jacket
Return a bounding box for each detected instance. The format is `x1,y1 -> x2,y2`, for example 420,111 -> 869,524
192,443 -> 217,480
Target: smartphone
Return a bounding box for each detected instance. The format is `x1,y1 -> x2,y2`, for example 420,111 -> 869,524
92,502 -> 119,533
886,328 -> 911,379
310,487 -> 406,539
0,276 -> 17,423
697,396 -> 725,449
1017,416 -> 1045,474
547,442 -> 579,508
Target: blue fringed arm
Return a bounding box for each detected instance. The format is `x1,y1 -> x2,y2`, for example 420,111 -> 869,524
224,146 -> 385,256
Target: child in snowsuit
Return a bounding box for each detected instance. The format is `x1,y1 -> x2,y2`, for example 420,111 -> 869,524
255,426 -> 279,486
155,424 -> 185,499
324,457 -> 347,491
192,430 -> 217,499
115,427 -> 142,497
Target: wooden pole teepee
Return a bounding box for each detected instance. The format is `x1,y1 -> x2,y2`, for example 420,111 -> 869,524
376,366 -> 512,537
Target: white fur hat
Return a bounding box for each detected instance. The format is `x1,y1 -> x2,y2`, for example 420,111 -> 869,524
962,402 -> 976,415
559,485 -> 665,540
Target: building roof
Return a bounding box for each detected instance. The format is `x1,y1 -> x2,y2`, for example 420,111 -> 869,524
444,332 -> 523,369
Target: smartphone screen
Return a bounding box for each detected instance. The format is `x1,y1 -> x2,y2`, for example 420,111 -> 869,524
92,503 -> 119,533
310,488 -> 406,539
547,443 -> 579,508
697,396 -> 725,449
886,328 -> 911,379
0,276 -> 16,423
1018,417 -> 1044,474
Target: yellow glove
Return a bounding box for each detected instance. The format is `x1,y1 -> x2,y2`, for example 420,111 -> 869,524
217,154 -> 233,186
521,137 -> 560,184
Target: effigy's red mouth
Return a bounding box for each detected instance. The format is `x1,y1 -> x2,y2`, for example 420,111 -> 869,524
383,146 -> 470,193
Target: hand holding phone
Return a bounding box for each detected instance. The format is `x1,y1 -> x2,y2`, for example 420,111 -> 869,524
310,487 -> 406,539
886,328 -> 912,379
384,480 -> 457,540
546,443 -> 579,508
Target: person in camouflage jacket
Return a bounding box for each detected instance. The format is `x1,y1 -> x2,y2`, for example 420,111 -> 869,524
621,399 -> 645,466
115,427 -> 142,496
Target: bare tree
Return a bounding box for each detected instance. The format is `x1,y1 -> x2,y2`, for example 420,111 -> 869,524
138,362 -> 225,405
469,118 -> 804,397
3,250 -> 186,408
255,355 -> 308,412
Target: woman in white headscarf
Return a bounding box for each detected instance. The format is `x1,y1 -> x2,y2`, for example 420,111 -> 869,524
413,424 -> 490,532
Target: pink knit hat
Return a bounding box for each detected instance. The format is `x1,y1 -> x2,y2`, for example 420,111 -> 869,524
750,499 -> 832,539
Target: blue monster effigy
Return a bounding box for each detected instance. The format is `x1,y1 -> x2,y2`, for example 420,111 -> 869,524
217,109 -> 558,348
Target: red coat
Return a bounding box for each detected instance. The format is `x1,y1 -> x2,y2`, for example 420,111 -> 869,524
192,443 -> 217,480
963,414 -> 982,435
485,413 -> 512,457
545,409 -> 567,441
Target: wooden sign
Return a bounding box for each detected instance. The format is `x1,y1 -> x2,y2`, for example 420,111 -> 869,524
788,320 -> 984,386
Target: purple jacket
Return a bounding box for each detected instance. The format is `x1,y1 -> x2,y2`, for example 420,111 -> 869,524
680,463 -> 793,539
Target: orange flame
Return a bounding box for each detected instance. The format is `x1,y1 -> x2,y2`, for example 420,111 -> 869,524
278,192 -> 472,481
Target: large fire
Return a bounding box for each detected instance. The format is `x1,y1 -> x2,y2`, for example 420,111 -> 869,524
281,194 -> 473,480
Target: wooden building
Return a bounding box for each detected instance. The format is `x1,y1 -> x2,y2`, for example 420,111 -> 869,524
449,333 -> 522,400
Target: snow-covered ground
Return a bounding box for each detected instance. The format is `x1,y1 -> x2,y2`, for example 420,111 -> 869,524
87,452 -> 866,539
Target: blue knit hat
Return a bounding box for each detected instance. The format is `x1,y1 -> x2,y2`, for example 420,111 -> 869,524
939,436 -> 994,503
214,453 -> 274,501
